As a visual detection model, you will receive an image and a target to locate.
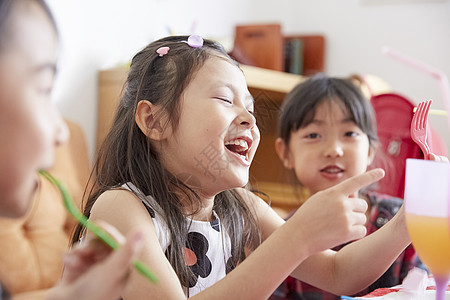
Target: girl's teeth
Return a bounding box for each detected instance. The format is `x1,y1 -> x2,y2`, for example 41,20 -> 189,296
225,139 -> 248,150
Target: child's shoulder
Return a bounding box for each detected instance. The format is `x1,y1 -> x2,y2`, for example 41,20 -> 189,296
90,185 -> 159,237
234,187 -> 272,210
92,185 -> 148,220
97,185 -> 139,202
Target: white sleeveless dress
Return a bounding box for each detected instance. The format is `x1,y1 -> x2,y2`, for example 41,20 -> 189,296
123,183 -> 234,297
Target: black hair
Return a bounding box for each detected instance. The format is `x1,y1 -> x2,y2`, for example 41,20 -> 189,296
72,35 -> 261,291
278,73 -> 378,147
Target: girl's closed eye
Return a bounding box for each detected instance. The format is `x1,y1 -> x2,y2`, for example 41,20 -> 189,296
39,87 -> 53,97
213,88 -> 234,104
36,68 -> 55,97
215,97 -> 232,104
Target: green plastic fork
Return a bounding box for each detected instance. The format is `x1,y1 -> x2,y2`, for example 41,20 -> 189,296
39,170 -> 158,283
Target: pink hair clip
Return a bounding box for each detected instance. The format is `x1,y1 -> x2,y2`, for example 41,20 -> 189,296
187,35 -> 203,48
156,46 -> 170,57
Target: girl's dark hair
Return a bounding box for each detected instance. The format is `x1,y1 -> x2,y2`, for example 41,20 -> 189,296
71,35 -> 261,289
0,0 -> 57,50
278,73 -> 378,147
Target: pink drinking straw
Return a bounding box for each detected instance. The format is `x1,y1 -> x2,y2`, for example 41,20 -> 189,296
382,46 -> 450,299
382,47 -> 450,130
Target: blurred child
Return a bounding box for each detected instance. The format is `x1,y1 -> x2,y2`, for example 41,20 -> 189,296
271,74 -> 436,299
0,0 -> 142,299
72,35 -> 417,299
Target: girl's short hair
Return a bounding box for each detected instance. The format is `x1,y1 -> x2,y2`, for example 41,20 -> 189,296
278,73 -> 378,147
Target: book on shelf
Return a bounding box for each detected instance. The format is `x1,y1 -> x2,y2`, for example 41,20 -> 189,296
284,38 -> 303,75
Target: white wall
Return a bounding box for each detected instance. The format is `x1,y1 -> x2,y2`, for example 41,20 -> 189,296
46,0 -> 450,159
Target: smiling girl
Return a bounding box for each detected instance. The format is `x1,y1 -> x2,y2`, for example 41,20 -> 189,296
272,74 -> 439,299
71,35 -> 414,299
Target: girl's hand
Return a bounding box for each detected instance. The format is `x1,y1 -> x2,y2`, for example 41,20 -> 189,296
428,153 -> 449,162
47,222 -> 144,300
289,168 -> 385,255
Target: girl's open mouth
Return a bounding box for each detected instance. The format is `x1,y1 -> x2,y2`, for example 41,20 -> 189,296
224,137 -> 252,165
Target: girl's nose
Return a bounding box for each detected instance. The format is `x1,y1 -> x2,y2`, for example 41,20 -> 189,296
323,140 -> 344,158
237,107 -> 256,129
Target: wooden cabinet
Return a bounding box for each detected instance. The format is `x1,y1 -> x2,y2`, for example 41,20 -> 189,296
230,24 -> 284,71
96,67 -> 128,153
97,65 -> 307,213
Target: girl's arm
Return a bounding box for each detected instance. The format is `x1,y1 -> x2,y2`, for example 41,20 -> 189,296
88,169 -> 383,299
88,188 -> 312,299
87,189 -> 188,299
287,154 -> 447,295
250,187 -> 410,296
289,205 -> 410,295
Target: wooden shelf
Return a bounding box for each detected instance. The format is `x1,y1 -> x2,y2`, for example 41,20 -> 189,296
230,24 -> 325,76
240,65 -> 304,95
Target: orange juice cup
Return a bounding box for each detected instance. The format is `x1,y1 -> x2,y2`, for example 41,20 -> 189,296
404,159 -> 450,300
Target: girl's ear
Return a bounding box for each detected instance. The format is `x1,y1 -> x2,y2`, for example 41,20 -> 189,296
135,100 -> 170,141
275,137 -> 294,169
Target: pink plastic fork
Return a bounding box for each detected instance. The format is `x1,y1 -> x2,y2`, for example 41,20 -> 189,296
411,100 -> 432,160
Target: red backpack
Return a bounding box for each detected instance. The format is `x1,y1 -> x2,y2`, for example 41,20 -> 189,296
370,93 -> 447,198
